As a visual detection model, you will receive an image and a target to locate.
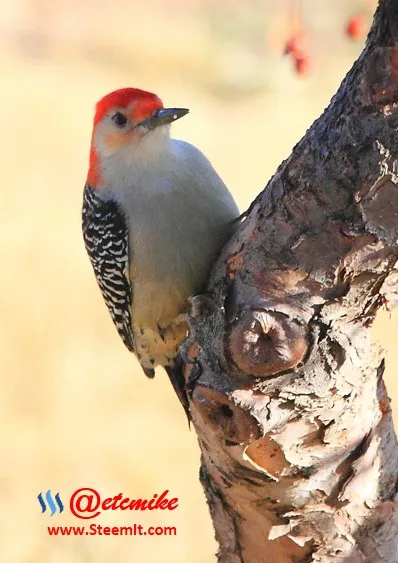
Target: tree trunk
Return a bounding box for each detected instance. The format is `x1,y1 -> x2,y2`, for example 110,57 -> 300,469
184,1 -> 398,561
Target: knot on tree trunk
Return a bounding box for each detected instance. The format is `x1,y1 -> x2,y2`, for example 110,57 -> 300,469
229,309 -> 308,377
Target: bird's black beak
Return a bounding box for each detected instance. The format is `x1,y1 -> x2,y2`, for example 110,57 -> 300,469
144,108 -> 189,129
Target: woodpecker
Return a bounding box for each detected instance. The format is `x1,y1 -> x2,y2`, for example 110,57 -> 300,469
82,87 -> 239,419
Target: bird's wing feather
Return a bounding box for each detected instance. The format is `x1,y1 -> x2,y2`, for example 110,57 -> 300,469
82,185 -> 135,352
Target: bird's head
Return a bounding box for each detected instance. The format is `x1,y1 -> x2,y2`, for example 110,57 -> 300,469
87,88 -> 189,187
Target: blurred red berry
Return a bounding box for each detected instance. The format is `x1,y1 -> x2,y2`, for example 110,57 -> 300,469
346,15 -> 367,40
283,32 -> 308,58
294,55 -> 311,77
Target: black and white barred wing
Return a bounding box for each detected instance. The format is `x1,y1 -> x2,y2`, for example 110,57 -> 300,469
82,185 -> 135,352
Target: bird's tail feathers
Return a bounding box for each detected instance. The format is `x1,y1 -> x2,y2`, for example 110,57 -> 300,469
165,357 -> 191,425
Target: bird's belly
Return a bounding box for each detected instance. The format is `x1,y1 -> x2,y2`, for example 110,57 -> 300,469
131,266 -> 192,324
130,251 -> 193,369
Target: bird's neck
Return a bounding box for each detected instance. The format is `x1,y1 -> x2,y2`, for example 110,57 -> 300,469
87,129 -> 101,186
87,130 -> 173,192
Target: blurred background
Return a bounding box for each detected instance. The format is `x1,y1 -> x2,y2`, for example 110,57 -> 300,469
1,0 -> 395,561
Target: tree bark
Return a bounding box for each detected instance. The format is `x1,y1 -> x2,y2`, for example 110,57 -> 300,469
184,1 -> 398,561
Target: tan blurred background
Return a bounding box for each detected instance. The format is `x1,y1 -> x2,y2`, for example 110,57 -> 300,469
1,0 -> 395,562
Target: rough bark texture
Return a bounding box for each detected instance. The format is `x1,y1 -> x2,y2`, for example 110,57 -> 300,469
185,1 -> 398,561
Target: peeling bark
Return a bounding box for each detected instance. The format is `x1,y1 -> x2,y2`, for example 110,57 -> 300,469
185,1 -> 398,561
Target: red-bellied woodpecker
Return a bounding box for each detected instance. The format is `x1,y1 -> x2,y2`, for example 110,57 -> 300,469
82,87 -> 239,419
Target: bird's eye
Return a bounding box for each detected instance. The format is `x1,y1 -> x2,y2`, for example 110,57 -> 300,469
112,112 -> 128,128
